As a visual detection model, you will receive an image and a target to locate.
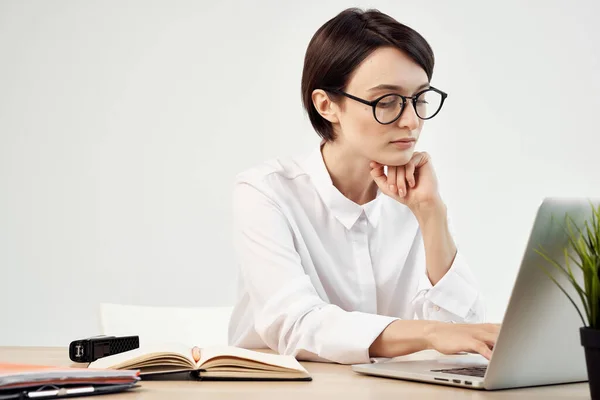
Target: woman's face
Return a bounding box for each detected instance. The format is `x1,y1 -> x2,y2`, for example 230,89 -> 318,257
333,46 -> 429,167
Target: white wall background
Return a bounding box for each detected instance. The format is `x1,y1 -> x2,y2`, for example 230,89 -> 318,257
1,0 -> 599,346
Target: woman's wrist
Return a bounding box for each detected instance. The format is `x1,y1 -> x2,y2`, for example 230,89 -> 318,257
411,196 -> 445,225
423,320 -> 443,350
370,320 -> 440,358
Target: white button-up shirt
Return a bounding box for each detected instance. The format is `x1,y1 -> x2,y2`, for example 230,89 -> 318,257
228,144 -> 485,364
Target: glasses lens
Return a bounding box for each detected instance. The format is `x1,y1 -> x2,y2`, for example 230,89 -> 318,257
415,89 -> 443,119
374,94 -> 404,124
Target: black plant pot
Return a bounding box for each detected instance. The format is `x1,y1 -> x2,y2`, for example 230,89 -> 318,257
581,327 -> 600,399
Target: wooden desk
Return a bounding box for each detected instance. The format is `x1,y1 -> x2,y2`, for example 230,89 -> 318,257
0,347 -> 590,399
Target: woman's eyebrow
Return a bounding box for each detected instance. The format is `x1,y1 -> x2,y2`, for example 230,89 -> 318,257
368,83 -> 430,92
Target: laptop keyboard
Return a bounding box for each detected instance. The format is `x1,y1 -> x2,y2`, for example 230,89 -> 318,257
431,366 -> 487,378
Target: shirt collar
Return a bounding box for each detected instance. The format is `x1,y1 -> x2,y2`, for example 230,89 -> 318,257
301,143 -> 383,230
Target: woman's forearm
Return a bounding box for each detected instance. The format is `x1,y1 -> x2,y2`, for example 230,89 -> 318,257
369,319 -> 438,358
413,199 -> 457,286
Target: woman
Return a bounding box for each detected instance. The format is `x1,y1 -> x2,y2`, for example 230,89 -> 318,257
228,8 -> 499,364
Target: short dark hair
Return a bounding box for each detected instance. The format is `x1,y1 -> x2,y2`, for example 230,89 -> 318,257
301,8 -> 435,141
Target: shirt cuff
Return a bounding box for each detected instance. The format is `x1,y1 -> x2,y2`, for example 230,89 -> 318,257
318,312 -> 398,365
415,251 -> 479,319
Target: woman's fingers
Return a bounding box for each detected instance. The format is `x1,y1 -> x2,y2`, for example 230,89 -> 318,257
405,151 -> 429,189
369,162 -> 388,190
370,161 -> 398,198
470,340 -> 493,360
427,323 -> 499,361
395,165 -> 407,197
387,166 -> 398,194
369,161 -> 411,199
405,159 -> 416,189
370,162 -> 399,198
475,331 -> 498,349
469,325 -> 499,359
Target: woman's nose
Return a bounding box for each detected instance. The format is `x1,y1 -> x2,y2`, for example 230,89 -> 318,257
396,102 -> 420,131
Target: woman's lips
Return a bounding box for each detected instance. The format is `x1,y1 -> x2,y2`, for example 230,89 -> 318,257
390,140 -> 415,149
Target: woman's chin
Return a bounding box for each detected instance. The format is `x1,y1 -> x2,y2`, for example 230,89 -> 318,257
375,151 -> 413,167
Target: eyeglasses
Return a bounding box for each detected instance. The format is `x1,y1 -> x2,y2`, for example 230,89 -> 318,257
323,86 -> 448,125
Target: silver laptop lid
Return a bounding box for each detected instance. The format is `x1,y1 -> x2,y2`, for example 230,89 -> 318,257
484,197 -> 595,389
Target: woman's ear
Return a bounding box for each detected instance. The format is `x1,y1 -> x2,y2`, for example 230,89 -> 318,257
311,89 -> 340,124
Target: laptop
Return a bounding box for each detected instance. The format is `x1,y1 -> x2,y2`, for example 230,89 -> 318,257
352,197 -> 598,390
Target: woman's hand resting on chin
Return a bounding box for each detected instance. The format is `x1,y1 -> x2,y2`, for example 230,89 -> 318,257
370,151 -> 441,213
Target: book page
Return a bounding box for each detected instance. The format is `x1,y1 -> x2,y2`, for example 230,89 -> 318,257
196,347 -> 308,373
89,342 -> 195,370
199,370 -> 310,380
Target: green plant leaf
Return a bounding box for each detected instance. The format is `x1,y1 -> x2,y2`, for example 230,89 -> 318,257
562,247 -> 591,321
535,201 -> 600,328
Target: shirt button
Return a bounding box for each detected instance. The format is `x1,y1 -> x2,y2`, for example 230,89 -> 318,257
433,305 -> 440,312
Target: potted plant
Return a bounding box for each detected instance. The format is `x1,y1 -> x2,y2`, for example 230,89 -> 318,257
535,201 -> 600,398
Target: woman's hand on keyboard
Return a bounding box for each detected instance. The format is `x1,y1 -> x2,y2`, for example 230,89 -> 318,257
370,320 -> 500,360
425,322 -> 500,360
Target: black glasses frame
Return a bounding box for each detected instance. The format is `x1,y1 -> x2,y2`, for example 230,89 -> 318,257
323,86 -> 448,125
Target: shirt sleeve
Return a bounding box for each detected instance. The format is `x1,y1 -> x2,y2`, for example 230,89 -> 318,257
410,212 -> 486,323
232,181 -> 397,364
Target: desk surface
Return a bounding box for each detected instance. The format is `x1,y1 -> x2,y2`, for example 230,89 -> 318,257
0,347 -> 590,399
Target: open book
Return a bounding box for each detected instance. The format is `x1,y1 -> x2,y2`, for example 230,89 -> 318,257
89,343 -> 311,381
